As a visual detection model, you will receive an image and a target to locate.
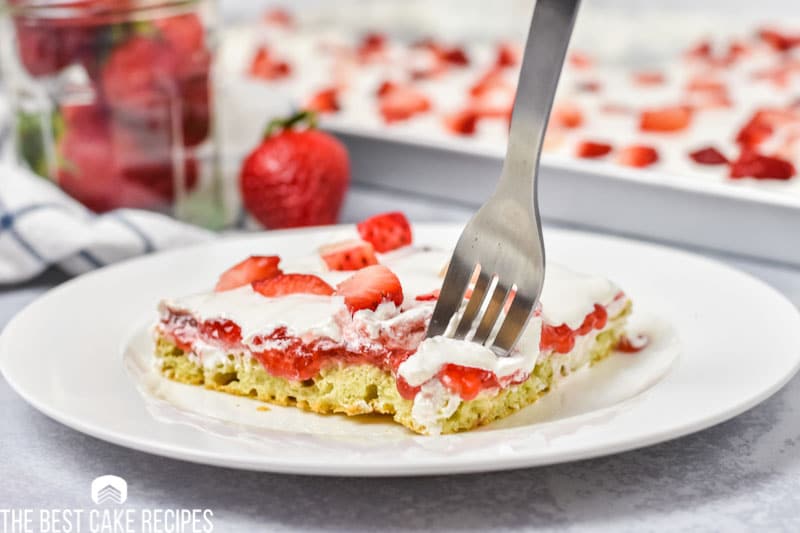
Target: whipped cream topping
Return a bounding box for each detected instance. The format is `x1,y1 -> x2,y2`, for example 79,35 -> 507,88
398,316 -> 542,387
161,287 -> 346,346
540,265 -> 620,329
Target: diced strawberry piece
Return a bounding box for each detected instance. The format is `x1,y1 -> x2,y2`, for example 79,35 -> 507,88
616,334 -> 649,354
336,265 -> 404,312
633,71 -> 666,86
576,80 -> 602,93
415,289 -> 441,302
686,77 -> 727,94
576,140 -> 612,159
444,109 -> 480,136
438,364 -> 498,401
685,40 -> 712,60
689,146 -> 728,165
252,274 -> 334,297
412,39 -> 469,67
263,8 -> 293,27
200,319 -> 242,345
376,80 -> 398,97
753,66 -> 793,88
551,103 -> 584,129
306,87 -> 340,114
357,32 -> 387,61
639,106 -> 692,133
617,145 -> 659,168
730,150 -> 796,180
439,46 -> 469,66
758,28 -> 800,52
734,109 -> 798,148
357,211 -> 413,253
319,239 -> 379,271
378,84 -> 432,123
495,42 -> 521,68
568,51 -> 593,70
215,256 -> 282,292
469,68 -> 509,98
249,46 -> 292,80
736,114 -> 773,148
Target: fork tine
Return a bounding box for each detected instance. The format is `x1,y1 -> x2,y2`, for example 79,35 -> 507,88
471,284 -> 511,345
453,271 -> 492,339
427,261 -> 476,338
490,296 -> 537,354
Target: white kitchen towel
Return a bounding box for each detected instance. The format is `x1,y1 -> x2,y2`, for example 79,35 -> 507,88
0,163 -> 214,284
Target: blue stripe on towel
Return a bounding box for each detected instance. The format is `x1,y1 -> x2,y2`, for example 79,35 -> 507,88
78,250 -> 104,268
113,212 -> 155,253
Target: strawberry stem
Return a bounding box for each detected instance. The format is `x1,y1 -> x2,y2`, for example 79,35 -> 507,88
264,110 -> 318,138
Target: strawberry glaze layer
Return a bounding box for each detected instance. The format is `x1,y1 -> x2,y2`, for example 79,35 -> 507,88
157,291 -> 627,401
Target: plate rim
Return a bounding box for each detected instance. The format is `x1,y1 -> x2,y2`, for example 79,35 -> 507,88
2,224 -> 800,476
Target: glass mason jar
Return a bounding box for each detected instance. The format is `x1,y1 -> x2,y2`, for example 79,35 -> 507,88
0,0 -> 226,228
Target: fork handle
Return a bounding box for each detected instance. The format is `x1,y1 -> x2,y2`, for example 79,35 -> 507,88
498,0 -> 582,201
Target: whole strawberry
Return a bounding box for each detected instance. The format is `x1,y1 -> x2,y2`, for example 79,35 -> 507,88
239,111 -> 350,229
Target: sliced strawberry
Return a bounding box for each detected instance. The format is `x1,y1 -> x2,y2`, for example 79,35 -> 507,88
736,113 -> 774,148
411,39 -> 469,69
469,68 -> 509,98
336,265 -> 404,312
758,28 -> 800,52
249,46 -> 291,80
252,274 -> 334,297
730,150 -> 796,180
306,88 -> 340,114
576,80 -> 602,93
639,106 -> 692,133
377,80 -> 398,97
689,146 -> 728,165
319,239 -> 378,271
616,334 -> 649,354
734,109 -> 798,148
495,42 -> 521,68
439,46 -> 469,66
617,145 -> 659,168
378,83 -> 432,123
357,211 -> 413,253
444,109 -> 480,136
357,32 -> 387,62
215,256 -> 282,292
632,71 -> 666,86
551,103 -> 584,129
263,8 -> 293,27
415,289 -> 440,302
685,40 -> 712,60
576,140 -> 612,159
568,51 -> 593,70
685,77 -> 727,94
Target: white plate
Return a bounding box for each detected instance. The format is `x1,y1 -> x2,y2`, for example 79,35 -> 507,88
2,225 -> 799,476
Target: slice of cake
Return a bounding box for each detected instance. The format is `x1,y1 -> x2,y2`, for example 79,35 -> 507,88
154,212 -> 634,435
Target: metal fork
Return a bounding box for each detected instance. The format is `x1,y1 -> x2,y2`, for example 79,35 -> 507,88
427,0 -> 582,355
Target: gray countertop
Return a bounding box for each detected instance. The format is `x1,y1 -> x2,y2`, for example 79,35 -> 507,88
1,190 -> 800,532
